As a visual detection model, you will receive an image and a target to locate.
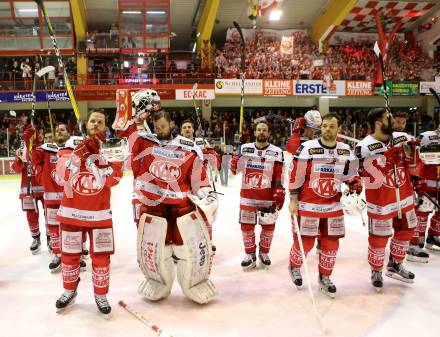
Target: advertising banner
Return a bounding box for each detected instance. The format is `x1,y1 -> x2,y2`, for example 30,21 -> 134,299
345,81 -> 373,96
214,79 -> 262,95
293,80 -> 345,96
175,89 -> 215,100
263,80 -> 293,96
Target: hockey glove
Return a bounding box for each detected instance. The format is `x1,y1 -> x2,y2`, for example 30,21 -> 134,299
383,146 -> 403,166
22,125 -> 36,148
273,187 -> 286,209
346,176 -> 363,194
230,154 -> 239,175
73,132 -> 106,161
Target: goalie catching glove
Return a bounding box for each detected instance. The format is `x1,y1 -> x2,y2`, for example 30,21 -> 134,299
187,187 -> 219,225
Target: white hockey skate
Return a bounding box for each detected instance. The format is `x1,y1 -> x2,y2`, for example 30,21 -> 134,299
30,235 -> 41,255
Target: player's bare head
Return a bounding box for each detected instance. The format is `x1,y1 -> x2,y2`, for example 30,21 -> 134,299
368,108 -> 391,135
55,123 -> 70,144
321,113 -> 340,142
180,120 -> 194,139
44,132 -> 53,144
254,121 -> 270,143
86,109 -> 106,136
152,110 -> 172,140
392,111 -> 408,132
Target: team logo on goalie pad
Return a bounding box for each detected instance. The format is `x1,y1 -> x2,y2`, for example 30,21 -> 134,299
311,178 -> 340,198
244,172 -> 271,189
71,172 -> 103,195
149,160 -> 181,182
383,167 -> 406,188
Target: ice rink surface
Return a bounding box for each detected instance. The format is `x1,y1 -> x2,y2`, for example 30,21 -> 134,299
1,174 -> 439,337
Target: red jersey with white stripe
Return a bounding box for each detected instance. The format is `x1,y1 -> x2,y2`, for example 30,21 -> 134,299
55,136 -> 123,227
11,149 -> 44,199
415,131 -> 440,192
32,143 -> 64,206
121,125 -> 210,205
355,132 -> 415,220
234,142 -> 284,211
290,139 -> 355,218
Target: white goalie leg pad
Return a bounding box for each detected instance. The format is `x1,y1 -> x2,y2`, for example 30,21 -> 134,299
174,211 -> 217,304
137,213 -> 175,301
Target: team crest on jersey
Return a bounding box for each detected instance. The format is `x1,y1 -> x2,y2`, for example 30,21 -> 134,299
311,178 -> 340,198
149,160 -> 181,182
71,172 -> 103,196
244,172 -> 271,189
383,167 -> 407,188
368,143 -> 383,151
309,148 -> 324,155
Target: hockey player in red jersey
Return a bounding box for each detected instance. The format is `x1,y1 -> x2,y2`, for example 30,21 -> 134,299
408,130 -> 440,259
286,110 -> 322,155
54,110 -> 123,316
355,108 -> 417,291
180,119 -> 220,244
231,120 -> 285,270
32,124 -> 70,272
114,89 -> 218,304
288,113 -> 361,298
11,125 -> 44,254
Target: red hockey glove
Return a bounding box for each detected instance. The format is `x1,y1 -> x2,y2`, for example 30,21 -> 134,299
412,177 -> 427,196
286,132 -> 301,155
230,154 -> 239,175
273,187 -> 286,209
292,117 -> 306,133
73,132 -> 105,161
383,147 -> 403,166
22,125 -> 36,148
346,175 -> 363,194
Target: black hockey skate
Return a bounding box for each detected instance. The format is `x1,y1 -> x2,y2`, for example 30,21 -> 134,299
49,254 -> 61,273
56,278 -> 80,312
258,252 -> 271,267
241,252 -> 256,271
46,234 -> 52,254
371,270 -> 383,292
30,234 -> 41,254
319,273 -> 336,298
288,265 -> 302,288
407,245 -> 429,263
95,294 -> 111,318
386,259 -> 415,284
425,235 -> 440,251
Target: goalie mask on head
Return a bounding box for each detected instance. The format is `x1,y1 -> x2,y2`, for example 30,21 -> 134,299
304,110 -> 322,129
131,89 -> 161,117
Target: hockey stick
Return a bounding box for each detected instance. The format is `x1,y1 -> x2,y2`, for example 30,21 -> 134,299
34,0 -> 84,136
191,82 -> 203,136
233,21 -> 246,140
118,301 -> 174,337
374,41 -> 402,219
37,61 -> 56,140
292,215 -> 326,332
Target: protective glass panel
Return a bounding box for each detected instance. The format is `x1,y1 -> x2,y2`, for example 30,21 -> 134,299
14,2 -> 38,18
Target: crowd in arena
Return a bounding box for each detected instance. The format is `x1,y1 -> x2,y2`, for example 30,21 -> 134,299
215,32 -> 438,82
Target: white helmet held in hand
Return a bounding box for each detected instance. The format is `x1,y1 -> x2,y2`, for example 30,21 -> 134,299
131,89 -> 161,117
304,110 -> 322,129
